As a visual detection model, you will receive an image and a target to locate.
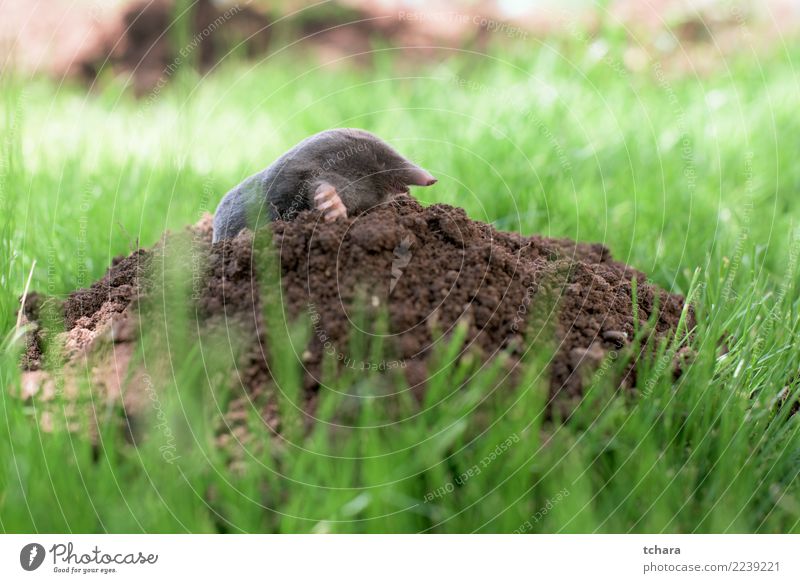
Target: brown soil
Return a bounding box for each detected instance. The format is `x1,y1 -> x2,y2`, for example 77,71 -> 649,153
20,195 -> 692,434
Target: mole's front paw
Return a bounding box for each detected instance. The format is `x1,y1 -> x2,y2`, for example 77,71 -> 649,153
314,183 -> 348,222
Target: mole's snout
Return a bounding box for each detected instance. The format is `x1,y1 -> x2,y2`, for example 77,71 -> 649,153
405,166 -> 438,187
214,128 -> 440,241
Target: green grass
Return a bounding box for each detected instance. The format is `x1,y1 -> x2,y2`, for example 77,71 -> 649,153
1,36 -> 799,533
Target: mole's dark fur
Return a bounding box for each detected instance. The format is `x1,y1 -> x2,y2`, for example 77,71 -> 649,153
212,128 -> 437,242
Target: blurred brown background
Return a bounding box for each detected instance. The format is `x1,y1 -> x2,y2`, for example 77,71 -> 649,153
2,0 -> 798,94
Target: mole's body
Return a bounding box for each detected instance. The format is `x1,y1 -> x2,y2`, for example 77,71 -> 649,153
212,128 -> 437,242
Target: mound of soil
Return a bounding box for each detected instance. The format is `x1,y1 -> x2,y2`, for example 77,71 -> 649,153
20,195 -> 692,432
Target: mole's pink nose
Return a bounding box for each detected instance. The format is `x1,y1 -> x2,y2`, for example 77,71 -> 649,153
406,166 -> 438,187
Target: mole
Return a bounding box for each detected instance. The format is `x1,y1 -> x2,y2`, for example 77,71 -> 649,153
212,128 -> 437,242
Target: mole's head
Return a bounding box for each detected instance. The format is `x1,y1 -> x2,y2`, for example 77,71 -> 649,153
300,128 -> 437,213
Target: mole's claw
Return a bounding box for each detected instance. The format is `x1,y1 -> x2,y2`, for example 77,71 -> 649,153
314,183 -> 348,222
324,206 -> 347,222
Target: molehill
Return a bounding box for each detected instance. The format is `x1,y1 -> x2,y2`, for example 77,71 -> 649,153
19,195 -> 693,433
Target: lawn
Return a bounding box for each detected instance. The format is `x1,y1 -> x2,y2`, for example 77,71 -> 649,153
1,35 -> 799,533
